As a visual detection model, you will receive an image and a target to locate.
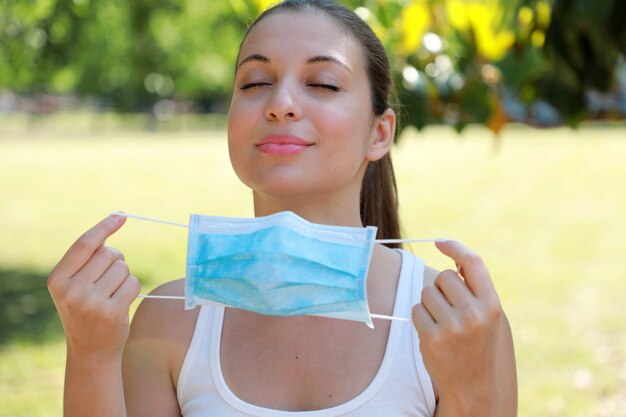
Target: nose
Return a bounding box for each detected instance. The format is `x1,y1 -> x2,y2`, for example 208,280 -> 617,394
264,81 -> 301,122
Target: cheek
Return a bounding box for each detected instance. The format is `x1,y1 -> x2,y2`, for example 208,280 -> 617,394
228,99 -> 253,139
227,100 -> 258,158
315,106 -> 372,152
227,104 -> 252,181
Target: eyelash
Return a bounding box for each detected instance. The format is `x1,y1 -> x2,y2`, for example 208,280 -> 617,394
309,83 -> 340,92
239,82 -> 340,92
240,82 -> 270,91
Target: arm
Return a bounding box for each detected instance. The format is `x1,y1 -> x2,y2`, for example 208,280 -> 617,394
48,215 -> 140,417
413,240 -> 517,417
122,280 -> 195,417
64,352 -> 127,417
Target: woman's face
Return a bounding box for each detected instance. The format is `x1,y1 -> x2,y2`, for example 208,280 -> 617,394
228,10 -> 387,200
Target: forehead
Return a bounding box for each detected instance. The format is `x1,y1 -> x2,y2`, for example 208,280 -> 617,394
239,10 -> 365,70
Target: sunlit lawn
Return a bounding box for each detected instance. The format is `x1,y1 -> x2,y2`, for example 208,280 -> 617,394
1,116 -> 625,416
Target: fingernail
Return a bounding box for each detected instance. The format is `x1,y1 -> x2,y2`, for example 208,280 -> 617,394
435,238 -> 450,243
109,213 -> 124,223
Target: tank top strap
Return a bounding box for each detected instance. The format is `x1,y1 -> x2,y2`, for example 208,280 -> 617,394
395,249 -> 437,415
176,304 -> 215,403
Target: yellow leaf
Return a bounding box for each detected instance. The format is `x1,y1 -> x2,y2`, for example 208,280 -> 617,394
446,0 -> 469,31
531,30 -> 545,48
535,0 -> 551,28
401,1 -> 430,55
252,0 -> 276,13
467,3 -> 515,60
518,6 -> 534,27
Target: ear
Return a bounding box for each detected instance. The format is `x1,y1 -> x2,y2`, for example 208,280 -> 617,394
366,108 -> 396,162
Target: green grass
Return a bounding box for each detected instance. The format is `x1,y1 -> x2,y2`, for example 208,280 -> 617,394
1,119 -> 625,416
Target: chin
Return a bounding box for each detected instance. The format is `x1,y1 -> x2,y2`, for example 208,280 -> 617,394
238,165 -> 312,194
236,164 -> 362,203
251,178 -> 316,200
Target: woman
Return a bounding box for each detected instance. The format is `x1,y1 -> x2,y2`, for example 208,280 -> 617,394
48,1 -> 517,415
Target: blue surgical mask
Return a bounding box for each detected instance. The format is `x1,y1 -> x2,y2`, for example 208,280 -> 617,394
186,211 -> 378,326
119,212 -> 439,328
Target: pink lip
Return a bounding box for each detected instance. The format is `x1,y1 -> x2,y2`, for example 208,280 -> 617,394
257,134 -> 312,156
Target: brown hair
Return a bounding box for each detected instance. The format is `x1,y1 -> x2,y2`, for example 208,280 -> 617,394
240,0 -> 402,248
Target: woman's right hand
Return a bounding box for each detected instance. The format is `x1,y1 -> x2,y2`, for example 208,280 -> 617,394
48,214 -> 141,361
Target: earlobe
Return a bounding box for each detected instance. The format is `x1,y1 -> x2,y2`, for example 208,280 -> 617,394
366,108 -> 396,162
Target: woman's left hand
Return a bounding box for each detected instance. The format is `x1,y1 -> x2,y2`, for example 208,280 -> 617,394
412,240 -> 504,416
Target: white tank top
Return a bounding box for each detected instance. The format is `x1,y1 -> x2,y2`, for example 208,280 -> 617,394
177,249 -> 436,416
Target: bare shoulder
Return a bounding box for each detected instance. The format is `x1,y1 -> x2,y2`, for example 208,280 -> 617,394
128,279 -> 199,346
123,279 -> 199,416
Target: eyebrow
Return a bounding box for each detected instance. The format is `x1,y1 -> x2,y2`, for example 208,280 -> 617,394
307,55 -> 352,73
236,53 -> 352,73
237,53 -> 270,70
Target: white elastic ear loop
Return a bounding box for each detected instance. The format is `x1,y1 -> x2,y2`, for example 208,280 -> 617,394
136,294 -> 412,323
114,212 -> 188,228
113,212 -> 445,243
137,294 -> 186,300
116,212 -> 436,324
369,313 -> 412,322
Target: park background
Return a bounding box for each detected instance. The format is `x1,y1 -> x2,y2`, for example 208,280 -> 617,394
1,0 -> 625,416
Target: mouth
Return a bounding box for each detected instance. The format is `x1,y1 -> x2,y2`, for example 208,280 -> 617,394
257,134 -> 313,156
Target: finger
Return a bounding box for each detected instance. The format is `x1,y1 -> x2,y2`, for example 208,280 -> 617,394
435,269 -> 474,308
52,215 -> 127,282
94,259 -> 131,297
412,303 -> 437,335
110,275 -> 141,308
73,246 -> 125,284
421,284 -> 455,325
435,240 -> 495,298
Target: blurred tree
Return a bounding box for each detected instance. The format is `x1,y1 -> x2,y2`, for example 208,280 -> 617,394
1,0 -> 131,104
539,0 -> 626,124
0,0 -> 244,112
0,0 -> 624,130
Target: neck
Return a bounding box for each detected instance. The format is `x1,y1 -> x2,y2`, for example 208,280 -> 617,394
252,188 -> 363,227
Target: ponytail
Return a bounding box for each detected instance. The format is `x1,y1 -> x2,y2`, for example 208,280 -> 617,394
360,153 -> 402,249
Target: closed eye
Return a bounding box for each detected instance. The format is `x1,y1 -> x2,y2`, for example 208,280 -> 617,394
240,82 -> 272,91
309,83 -> 340,92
